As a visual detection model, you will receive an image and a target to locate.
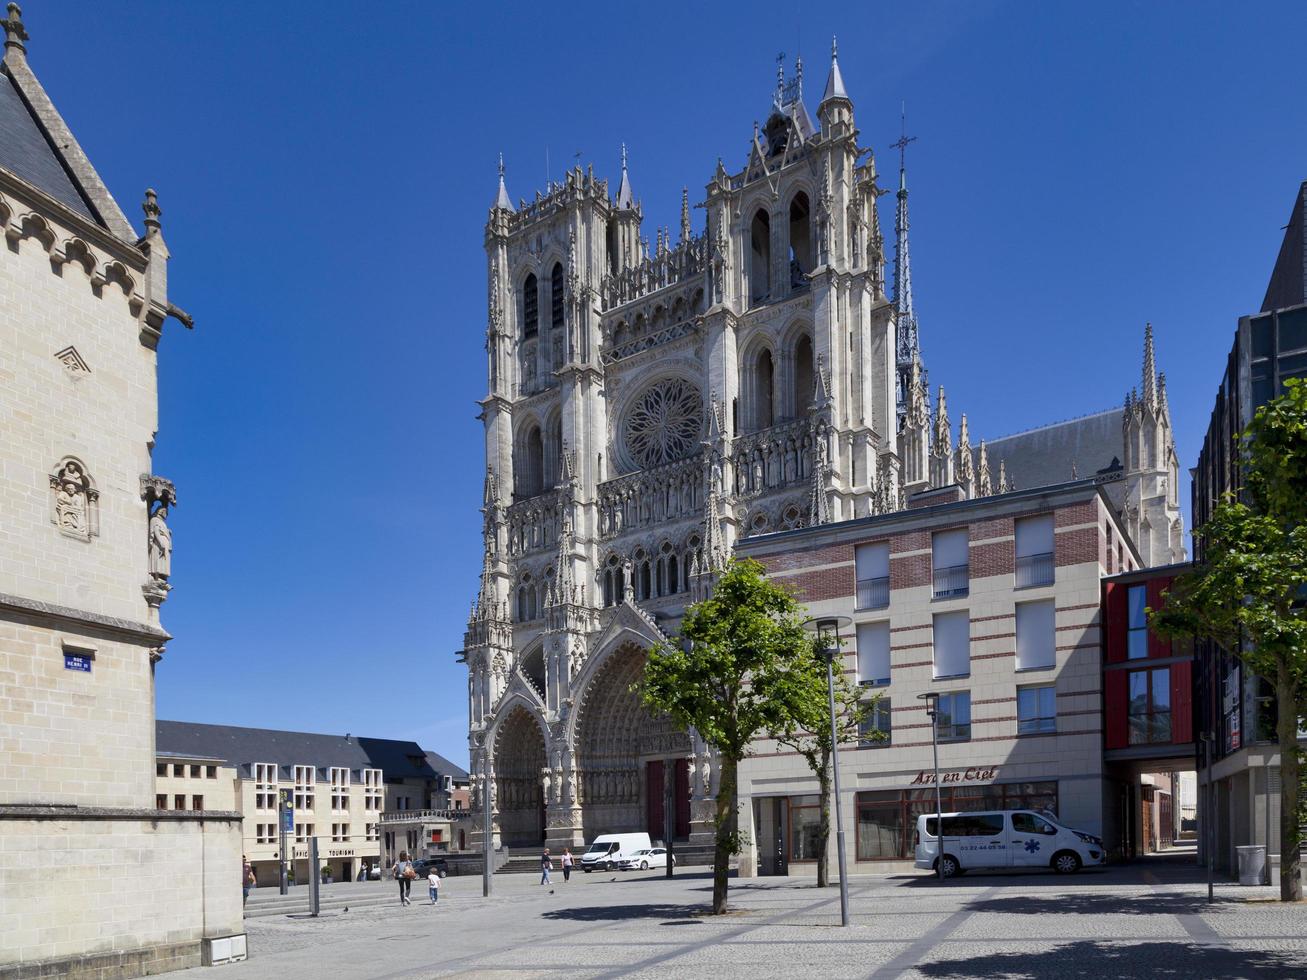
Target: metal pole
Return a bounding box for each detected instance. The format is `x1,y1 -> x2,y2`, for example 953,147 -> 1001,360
278,790 -> 289,896
826,653 -> 850,926
665,760 -> 675,879
1205,733 -> 1214,902
309,836 -> 320,917
932,716 -> 944,882
482,763 -> 493,898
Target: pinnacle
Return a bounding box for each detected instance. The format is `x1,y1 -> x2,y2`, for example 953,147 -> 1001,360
493,154 -> 513,211
821,35 -> 848,104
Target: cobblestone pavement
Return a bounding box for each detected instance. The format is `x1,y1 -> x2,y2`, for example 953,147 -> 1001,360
187,859 -> 1307,979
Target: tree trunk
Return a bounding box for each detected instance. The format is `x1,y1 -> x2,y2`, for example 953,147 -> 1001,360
816,748 -> 831,888
1275,660 -> 1302,901
712,755 -> 738,914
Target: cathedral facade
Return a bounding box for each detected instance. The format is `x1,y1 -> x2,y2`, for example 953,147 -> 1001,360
463,44 -> 1184,852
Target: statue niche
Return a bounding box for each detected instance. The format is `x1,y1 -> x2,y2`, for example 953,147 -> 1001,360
49,458 -> 99,541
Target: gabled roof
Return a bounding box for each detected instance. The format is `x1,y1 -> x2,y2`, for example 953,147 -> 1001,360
983,408 -> 1125,494
156,720 -> 437,781
0,70 -> 91,219
424,750 -> 469,781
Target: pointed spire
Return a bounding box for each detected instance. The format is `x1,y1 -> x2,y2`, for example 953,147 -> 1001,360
933,385 -> 952,456
474,547 -> 497,620
493,154 -> 513,211
680,187 -> 692,243
554,514 -> 574,599
142,188 -> 162,235
820,35 -> 848,104
977,441 -> 992,496
908,358 -> 929,429
1142,322 -> 1158,410
956,413 -> 974,494
615,143 -> 635,210
483,466 -> 499,506
893,109 -> 922,432
809,429 -> 832,526
998,459 -> 1010,494
4,3 -> 28,56
1158,372 -> 1170,420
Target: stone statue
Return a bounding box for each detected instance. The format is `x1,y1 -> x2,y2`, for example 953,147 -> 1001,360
541,767 -> 553,805
52,461 -> 89,536
148,505 -> 172,579
699,755 -> 712,800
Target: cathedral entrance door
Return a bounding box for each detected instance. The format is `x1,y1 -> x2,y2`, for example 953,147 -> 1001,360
494,706 -> 547,847
646,760 -> 665,840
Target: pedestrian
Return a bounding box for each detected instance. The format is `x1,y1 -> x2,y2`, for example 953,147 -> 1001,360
394,851 -> 414,906
356,863 -> 366,882
242,856 -> 255,906
427,867 -> 440,905
540,847 -> 552,886
561,848 -> 573,882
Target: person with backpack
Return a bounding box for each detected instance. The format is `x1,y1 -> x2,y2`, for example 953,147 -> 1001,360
540,847 -> 552,886
393,851 -> 415,906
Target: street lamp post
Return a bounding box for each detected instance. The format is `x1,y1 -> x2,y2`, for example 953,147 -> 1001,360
917,692 -> 945,881
803,615 -> 852,928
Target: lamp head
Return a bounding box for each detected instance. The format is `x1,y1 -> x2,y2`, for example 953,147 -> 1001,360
802,615 -> 852,663
917,691 -> 940,719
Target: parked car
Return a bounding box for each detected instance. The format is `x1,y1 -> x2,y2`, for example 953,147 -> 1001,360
367,864 -> 381,880
914,809 -> 1105,877
618,847 -> 676,871
580,833 -> 652,872
412,857 -> 448,878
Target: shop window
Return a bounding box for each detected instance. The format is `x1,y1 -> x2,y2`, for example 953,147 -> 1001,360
1127,585 -> 1148,659
935,691 -> 971,742
932,611 -> 970,679
788,795 -> 822,862
855,781 -> 1058,861
855,622 -> 890,686
859,699 -> 891,746
1015,600 -> 1055,671
1128,667 -> 1171,744
1017,684 -> 1056,734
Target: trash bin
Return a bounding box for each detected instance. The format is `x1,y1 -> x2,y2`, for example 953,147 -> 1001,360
1237,844 -> 1266,885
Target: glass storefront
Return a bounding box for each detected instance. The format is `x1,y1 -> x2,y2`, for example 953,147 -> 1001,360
855,781 -> 1059,860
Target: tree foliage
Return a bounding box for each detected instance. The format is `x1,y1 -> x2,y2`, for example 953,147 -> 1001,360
640,558 -> 817,913
1151,378 -> 1307,901
768,635 -> 879,887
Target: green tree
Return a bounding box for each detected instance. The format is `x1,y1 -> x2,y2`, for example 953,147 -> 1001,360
767,635 -> 879,887
639,558 -> 815,914
1151,378 -> 1307,901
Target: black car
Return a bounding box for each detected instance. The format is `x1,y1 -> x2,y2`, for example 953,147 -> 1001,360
412,857 -> 447,878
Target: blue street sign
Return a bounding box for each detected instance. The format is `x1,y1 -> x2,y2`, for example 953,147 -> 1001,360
281,807 -> 294,834
64,654 -> 92,672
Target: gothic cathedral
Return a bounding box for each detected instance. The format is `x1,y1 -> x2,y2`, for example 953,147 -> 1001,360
462,44 -> 1184,852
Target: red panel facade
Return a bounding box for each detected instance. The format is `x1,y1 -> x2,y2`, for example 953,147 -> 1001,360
646,760 -> 664,840
1146,577 -> 1173,659
1171,660 -> 1194,744
1104,581 -> 1127,664
1105,669 -> 1129,749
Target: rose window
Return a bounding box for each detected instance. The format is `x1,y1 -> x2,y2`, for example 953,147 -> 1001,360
624,379 -> 703,469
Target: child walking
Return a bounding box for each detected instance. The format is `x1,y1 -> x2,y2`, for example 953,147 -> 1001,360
427,868 -> 440,905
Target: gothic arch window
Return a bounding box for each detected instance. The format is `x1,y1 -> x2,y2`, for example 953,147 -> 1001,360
750,208 -> 771,304
793,334 -> 814,416
685,534 -> 703,581
692,288 -> 705,315
753,348 -> 775,430
650,305 -> 667,333
545,416 -> 562,489
49,457 -> 99,541
750,512 -> 770,534
550,262 -> 565,332
601,554 -> 625,608
522,273 -> 539,338
788,192 -> 813,285
516,572 -> 538,622
516,423 -> 545,498
657,541 -> 679,596
623,378 -> 704,470
781,504 -> 804,530
633,547 -> 652,601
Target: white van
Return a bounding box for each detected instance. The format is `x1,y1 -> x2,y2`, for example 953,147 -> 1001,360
580,833 -> 652,872
914,810 -> 1105,877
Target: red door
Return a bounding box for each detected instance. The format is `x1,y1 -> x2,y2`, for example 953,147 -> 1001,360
646,761 -> 665,840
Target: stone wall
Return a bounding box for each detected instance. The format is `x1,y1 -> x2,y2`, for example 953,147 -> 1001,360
0,809 -> 245,977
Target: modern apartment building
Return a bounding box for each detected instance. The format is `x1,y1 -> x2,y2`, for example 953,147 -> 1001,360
1190,179 -> 1307,879
735,476 -> 1137,875
156,722 -> 458,883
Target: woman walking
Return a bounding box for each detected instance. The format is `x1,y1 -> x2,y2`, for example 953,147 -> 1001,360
540,847 -> 552,886
394,851 -> 415,906
561,848 -> 573,883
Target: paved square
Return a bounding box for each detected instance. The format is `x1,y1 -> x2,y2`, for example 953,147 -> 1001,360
190,861 -> 1307,979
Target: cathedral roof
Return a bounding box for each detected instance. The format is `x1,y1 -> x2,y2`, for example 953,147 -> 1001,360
983,408 -> 1124,494
0,69 -> 93,220
1262,179 -> 1306,313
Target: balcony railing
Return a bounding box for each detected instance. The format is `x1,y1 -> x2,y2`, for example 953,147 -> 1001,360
932,564 -> 969,599
1015,552 -> 1055,589
379,808 -> 462,824
856,576 -> 890,610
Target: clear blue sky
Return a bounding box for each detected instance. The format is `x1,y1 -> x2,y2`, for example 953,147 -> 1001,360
26,2 -> 1305,767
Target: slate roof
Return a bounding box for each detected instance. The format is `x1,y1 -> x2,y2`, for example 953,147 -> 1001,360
984,408 -> 1126,494
424,750 -> 469,782
1263,180 -> 1307,313
0,69 -> 93,220
156,720 -> 438,782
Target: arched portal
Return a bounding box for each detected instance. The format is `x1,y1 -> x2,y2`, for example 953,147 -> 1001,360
575,643 -> 692,841
494,706 -> 546,846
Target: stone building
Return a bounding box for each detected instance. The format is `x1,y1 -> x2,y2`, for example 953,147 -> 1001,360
462,43 -> 1184,853
0,6 -> 245,975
